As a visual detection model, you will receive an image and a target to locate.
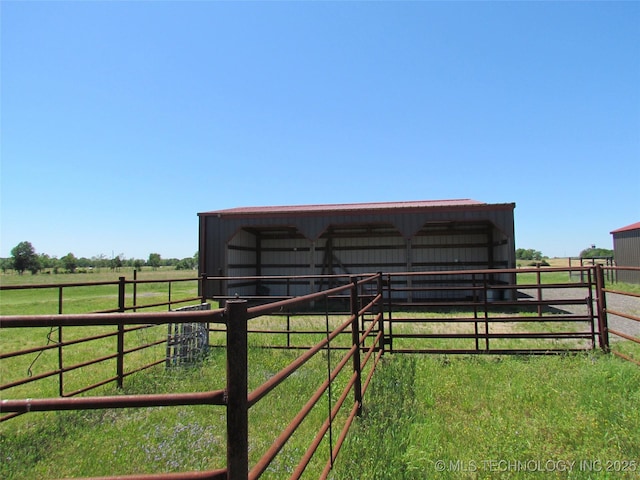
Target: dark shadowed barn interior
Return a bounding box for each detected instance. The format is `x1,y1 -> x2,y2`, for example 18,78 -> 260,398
198,199 -> 516,301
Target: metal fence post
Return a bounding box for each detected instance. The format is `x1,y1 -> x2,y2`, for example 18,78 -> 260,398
350,277 -> 363,416
595,265 -> 610,352
117,276 -> 126,389
377,272 -> 385,354
200,273 -> 208,304
58,326 -> 64,397
133,269 -> 137,312
226,299 -> 248,480
386,273 -> 393,353
58,286 -> 64,396
536,264 -> 543,317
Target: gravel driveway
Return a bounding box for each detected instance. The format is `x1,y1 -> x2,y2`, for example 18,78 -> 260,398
601,291 -> 640,340
518,287 -> 640,341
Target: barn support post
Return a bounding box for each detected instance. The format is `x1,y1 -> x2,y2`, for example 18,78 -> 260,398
350,277 -> 363,416
117,276 -> 126,389
309,241 -> 316,294
595,264 -> 610,352
226,299 -> 249,480
405,238 -> 413,303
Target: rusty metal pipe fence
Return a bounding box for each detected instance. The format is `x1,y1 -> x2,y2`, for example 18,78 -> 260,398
384,266 -> 605,354
0,272 -> 208,315
2,267 -> 640,478
0,273 -> 384,479
601,265 -> 640,366
0,274 -> 207,418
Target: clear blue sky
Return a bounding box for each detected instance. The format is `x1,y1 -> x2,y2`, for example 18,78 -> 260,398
1,1 -> 639,261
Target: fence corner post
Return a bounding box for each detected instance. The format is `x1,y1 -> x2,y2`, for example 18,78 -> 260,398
595,264 -> 610,352
350,277 -> 363,416
226,299 -> 249,480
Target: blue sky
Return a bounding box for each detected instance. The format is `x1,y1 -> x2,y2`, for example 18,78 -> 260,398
1,1 -> 639,261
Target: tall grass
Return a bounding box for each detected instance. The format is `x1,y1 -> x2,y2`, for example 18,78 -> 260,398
2,269 -> 639,478
3,333 -> 639,478
1,355 -> 229,479
332,353 -> 640,479
0,345 -> 352,479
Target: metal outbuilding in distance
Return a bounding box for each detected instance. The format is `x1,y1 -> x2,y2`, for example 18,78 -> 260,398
198,199 -> 516,301
611,222 -> 640,284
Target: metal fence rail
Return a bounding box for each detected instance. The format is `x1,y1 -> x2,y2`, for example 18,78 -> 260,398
0,308 -> 229,479
384,266 -> 604,354
602,265 -> 640,366
0,275 -> 207,414
0,273 -> 206,314
2,267 -> 639,479
0,274 -> 384,479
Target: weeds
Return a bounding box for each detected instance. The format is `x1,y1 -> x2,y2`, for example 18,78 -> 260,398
332,352 -> 640,479
2,271 -> 639,478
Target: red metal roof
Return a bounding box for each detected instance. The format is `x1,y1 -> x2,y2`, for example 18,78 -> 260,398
611,222 -> 640,234
200,199 -> 512,217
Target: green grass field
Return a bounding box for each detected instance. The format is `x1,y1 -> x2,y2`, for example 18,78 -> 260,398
0,268 -> 200,315
1,267 -> 639,479
332,353 -> 640,480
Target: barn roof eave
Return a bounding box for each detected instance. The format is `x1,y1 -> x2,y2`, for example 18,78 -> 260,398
197,199 -> 515,219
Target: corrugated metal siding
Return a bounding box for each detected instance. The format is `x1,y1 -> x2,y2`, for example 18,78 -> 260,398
260,237 -> 312,297
226,229 -> 257,296
199,201 -> 517,300
613,228 -> 640,284
327,234 -> 405,274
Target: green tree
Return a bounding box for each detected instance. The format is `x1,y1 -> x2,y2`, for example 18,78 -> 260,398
164,258 -> 179,267
175,257 -> 196,270
61,253 -> 78,273
77,257 -> 92,268
50,257 -> 61,274
10,241 -> 39,275
0,258 -> 12,273
38,253 -> 52,272
579,246 -> 613,258
515,248 -> 544,261
148,253 -> 162,270
92,254 -> 108,271
110,255 -> 123,272
133,259 -> 144,270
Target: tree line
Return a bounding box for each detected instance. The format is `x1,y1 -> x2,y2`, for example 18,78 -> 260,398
2,241 -> 198,275
515,246 -> 614,266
